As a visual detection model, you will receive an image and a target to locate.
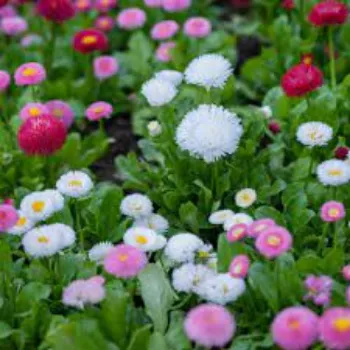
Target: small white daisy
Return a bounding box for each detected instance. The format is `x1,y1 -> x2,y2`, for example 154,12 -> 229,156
20,192 -> 55,221
235,188 -> 257,208
184,54 -> 233,90
56,171 -> 93,198
147,120 -> 162,137
43,189 -> 65,211
296,122 -> 333,147
317,159 -> 350,186
148,234 -> 167,251
120,193 -> 153,218
133,213 -> 169,234
141,78 -> 178,107
154,70 -> 183,87
7,210 -> 35,236
50,223 -> 76,249
88,242 -> 114,265
209,209 -> 235,225
123,227 -> 158,251
223,213 -> 253,231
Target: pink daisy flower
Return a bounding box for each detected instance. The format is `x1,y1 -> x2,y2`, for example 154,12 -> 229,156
1,16 -> 27,36
85,101 -> 113,121
0,204 -> 19,232
247,218 -> 276,238
304,275 -> 333,306
104,244 -> 147,278
46,100 -> 75,128
93,56 -> 119,80
151,20 -> 179,40
227,223 -> 247,242
320,201 -> 345,222
342,265 -> 350,281
144,0 -> 162,8
319,308 -> 350,350
14,62 -> 46,86
271,307 -> 319,350
184,17 -> 212,38
155,41 -> 176,62
0,70 -> 10,91
95,16 -> 114,32
255,226 -> 292,259
229,255 -> 250,278
19,102 -> 48,121
184,304 -> 235,348
163,0 -> 191,12
116,8 -> 146,30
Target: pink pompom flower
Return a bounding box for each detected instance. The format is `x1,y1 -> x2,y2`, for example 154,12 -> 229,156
247,218 -> 276,238
0,70 -> 10,91
343,265 -> 350,281
320,201 -> 345,222
184,304 -> 235,348
271,306 -> 319,350
319,307 -> 350,350
184,17 -> 212,38
155,41 -> 176,62
151,20 -> 179,40
144,0 -> 162,8
1,16 -> 27,35
14,62 -> 46,86
104,244 -> 147,279
227,223 -> 247,242
163,0 -> 191,12
93,56 -> 119,80
116,8 -> 146,30
255,226 -> 292,259
19,102 -> 48,121
95,16 -> 114,32
74,0 -> 92,12
304,275 -> 333,306
85,101 -> 113,121
0,204 -> 19,232
46,100 -> 75,129
229,255 -> 250,278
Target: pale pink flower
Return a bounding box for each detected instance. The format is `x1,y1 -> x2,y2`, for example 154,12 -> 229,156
184,304 -> 235,347
271,307 -> 319,350
320,201 -> 345,222
46,100 -> 75,128
229,255 -> 250,278
304,275 -> 333,306
104,244 -> 147,279
116,8 -> 146,30
19,102 -> 48,121
15,62 -> 46,86
151,20 -> 179,40
0,5 -> 17,18
155,41 -> 176,62
93,56 -> 119,80
144,0 -> 162,8
343,265 -> 350,281
226,223 -> 247,242
1,16 -> 27,36
0,70 -> 10,91
247,218 -> 276,238
85,101 -> 113,121
184,17 -> 212,38
163,0 -> 191,12
0,204 -> 19,232
95,16 -> 114,32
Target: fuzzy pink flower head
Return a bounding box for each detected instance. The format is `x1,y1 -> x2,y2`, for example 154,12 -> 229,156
104,244 -> 147,279
95,0 -> 117,13
155,41 -> 176,62
74,0 -> 92,12
85,101 -> 113,121
19,102 -> 49,121
304,275 -> 333,306
272,306 -> 319,350
15,62 -> 46,86
144,0 -> 162,8
46,100 -> 75,129
0,70 -> 10,91
184,304 -> 235,347
93,56 -> 119,80
247,218 -> 276,238
95,16 -> 114,32
1,16 -> 27,35
117,8 -> 146,30
321,201 -> 345,222
0,5 -> 16,18
163,0 -> 191,12
319,308 -> 350,350
255,226 -> 292,259
229,255 -> 250,278
184,17 -> 212,38
227,223 -> 247,242
151,20 -> 179,40
343,265 -> 350,281
0,204 -> 18,232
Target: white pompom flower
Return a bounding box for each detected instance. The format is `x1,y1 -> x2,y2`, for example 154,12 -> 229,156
176,104 -> 243,163
147,120 -> 162,137
184,54 -> 233,90
235,188 -> 257,208
296,122 -> 333,147
123,227 -> 158,252
317,159 -> 350,186
50,223 -> 76,249
141,78 -> 177,107
89,242 -> 114,265
20,192 -> 55,221
56,171 -> 93,198
154,70 -> 183,87
209,209 -> 235,225
120,193 -> 153,218
223,213 -> 253,231
43,189 -> 65,211
7,210 -> 35,236
133,213 -> 169,234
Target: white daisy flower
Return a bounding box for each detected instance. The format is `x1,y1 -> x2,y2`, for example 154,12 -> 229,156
133,213 -> 169,234
56,171 -> 93,198
260,106 -> 272,119
209,209 -> 235,225
184,54 -> 233,90
198,273 -> 246,305
20,192 -> 55,221
317,159 -> 350,186
164,233 -> 204,264
147,120 -> 162,137
223,213 -> 253,231
88,242 -> 114,265
172,263 -> 215,294
154,70 -> 183,87
235,188 -> 257,208
296,122 -> 333,147
197,243 -> 213,260
141,78 -> 177,107
22,226 -> 62,257
149,234 -> 167,251
7,210 -> 35,236
43,189 -> 65,211
50,223 -> 76,249
207,253 -> 218,271
123,227 -> 158,251
176,104 -> 243,163
120,194 -> 153,218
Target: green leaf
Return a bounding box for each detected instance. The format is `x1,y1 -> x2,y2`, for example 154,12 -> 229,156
16,282 -> 51,313
0,321 -> 13,339
179,202 -> 199,233
254,206 -> 286,226
148,332 -> 168,350
321,247 -> 344,275
127,325 -> 152,350
165,311 -> 191,350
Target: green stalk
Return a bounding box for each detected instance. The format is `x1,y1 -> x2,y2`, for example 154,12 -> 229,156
300,0 -> 305,36
45,22 -> 58,77
328,26 -> 336,90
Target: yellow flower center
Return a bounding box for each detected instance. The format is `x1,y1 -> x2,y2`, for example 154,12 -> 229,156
37,236 -> 49,243
93,106 -> 104,114
22,67 -> 37,77
17,217 -> 27,227
288,319 -> 300,330
68,180 -> 82,187
136,235 -> 148,245
29,107 -> 41,117
241,193 -> 251,202
82,35 -> 97,45
329,208 -> 340,217
232,227 -> 244,238
118,254 -> 128,262
333,318 -> 350,332
32,201 -> 45,213
328,169 -> 343,176
267,235 -> 281,247
198,251 -> 209,258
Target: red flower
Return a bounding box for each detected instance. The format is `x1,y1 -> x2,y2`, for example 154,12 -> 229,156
281,62 -> 323,97
37,0 -> 75,23
73,28 -> 108,54
268,121 -> 281,135
282,0 -> 295,10
308,0 -> 348,26
0,0 -> 9,7
18,115 -> 67,156
335,146 -> 349,160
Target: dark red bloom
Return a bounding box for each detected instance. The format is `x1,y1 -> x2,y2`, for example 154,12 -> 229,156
335,146 -> 349,160
281,63 -> 323,97
0,0 -> 9,7
282,0 -> 295,10
37,0 -> 75,23
230,0 -> 251,8
308,0 -> 348,26
268,121 -> 281,135
18,115 -> 67,156
73,28 -> 108,54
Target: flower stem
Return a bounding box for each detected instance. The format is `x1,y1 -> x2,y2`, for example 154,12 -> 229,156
328,26 -> 336,90
318,223 -> 329,255
299,0 -> 305,36
45,22 -> 58,77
